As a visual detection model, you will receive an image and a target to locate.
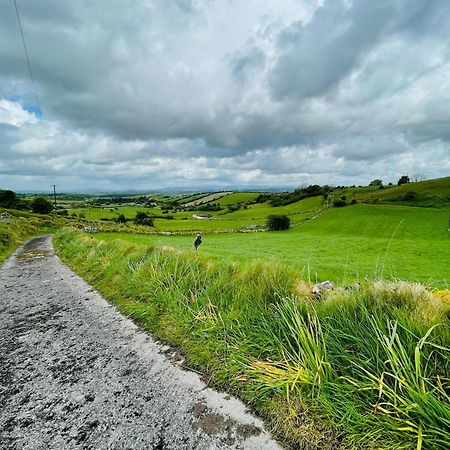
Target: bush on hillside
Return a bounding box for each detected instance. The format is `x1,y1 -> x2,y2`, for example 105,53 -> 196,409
397,175 -> 410,186
54,209 -> 69,216
266,214 -> 290,231
31,196 -> 53,214
333,199 -> 347,207
0,189 -> 30,210
402,191 -> 419,201
196,203 -> 222,212
134,211 -> 154,227
255,193 -> 273,203
270,184 -> 332,207
116,213 -> 127,224
0,190 -> 17,208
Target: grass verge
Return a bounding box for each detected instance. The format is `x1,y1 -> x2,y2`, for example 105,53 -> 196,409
0,209 -> 60,266
54,229 -> 450,449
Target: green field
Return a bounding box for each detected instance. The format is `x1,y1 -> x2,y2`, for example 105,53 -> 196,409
67,205 -> 160,220
3,178 -> 449,449
69,195 -> 325,231
0,209 -> 62,265
92,204 -> 450,288
59,177 -> 450,286
55,228 -> 450,450
342,176 -> 450,207
215,192 -> 261,205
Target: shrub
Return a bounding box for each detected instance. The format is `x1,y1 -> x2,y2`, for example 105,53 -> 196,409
227,204 -> 240,213
266,215 -> 290,231
398,175 -> 410,186
333,199 -> 347,207
402,191 -> 419,201
0,190 -> 17,208
134,211 -> 154,227
116,213 -> 127,224
54,209 -> 69,216
31,196 -> 53,214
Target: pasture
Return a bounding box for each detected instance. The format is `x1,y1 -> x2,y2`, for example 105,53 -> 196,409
69,195 -> 325,231
341,176 -> 450,207
92,204 -> 450,288
55,227 -> 450,450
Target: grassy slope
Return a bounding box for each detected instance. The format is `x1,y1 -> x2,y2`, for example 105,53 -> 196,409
0,209 -> 59,265
183,191 -> 231,207
91,204 -> 450,288
70,195 -> 324,232
215,192 -> 261,205
55,230 -> 450,450
344,176 -> 450,206
68,205 -> 163,220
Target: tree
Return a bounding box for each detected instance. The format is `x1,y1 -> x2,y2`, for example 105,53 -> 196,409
31,196 -> 53,214
116,213 -> 127,224
0,190 -> 17,208
397,175 -> 410,186
369,179 -> 383,187
266,215 -> 290,231
134,211 -> 154,226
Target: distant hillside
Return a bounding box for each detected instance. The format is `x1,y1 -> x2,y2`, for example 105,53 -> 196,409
215,192 -> 261,205
343,176 -> 450,207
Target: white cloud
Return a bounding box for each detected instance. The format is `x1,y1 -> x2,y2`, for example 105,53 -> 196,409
0,100 -> 38,127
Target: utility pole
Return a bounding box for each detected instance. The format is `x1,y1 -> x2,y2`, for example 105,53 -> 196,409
52,185 -> 57,209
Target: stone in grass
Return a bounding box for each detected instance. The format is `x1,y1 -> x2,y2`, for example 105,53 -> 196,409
313,280 -> 334,298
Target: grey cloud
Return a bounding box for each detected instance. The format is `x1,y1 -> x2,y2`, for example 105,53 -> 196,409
1,0 -> 450,191
269,0 -> 450,101
269,0 -> 393,100
330,136 -> 410,161
230,46 -> 266,82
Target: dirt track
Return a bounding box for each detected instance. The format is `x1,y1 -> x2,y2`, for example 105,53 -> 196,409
0,236 -> 282,450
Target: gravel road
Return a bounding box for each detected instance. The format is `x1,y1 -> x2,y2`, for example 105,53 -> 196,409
0,236 -> 282,450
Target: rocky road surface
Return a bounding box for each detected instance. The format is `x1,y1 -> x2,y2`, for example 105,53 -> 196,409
0,236 -> 282,450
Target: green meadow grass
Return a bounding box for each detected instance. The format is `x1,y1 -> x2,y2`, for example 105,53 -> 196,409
217,196 -> 324,221
69,195 -> 324,231
91,204 -> 450,288
54,230 -> 450,450
345,176 -> 450,206
68,205 -> 163,220
0,209 -> 60,265
176,192 -> 210,204
183,191 -> 231,206
215,192 -> 261,205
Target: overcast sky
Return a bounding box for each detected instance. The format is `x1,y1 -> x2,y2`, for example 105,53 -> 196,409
1,0 -> 449,193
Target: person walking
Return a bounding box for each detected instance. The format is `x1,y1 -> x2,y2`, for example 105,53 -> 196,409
194,233 -> 202,250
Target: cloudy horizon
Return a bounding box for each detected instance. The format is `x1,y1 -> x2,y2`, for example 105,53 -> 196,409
1,0 -> 449,193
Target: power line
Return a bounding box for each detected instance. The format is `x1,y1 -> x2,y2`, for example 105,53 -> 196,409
12,0 -> 41,112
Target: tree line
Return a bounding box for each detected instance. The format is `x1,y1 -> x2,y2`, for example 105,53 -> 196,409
0,190 -> 53,214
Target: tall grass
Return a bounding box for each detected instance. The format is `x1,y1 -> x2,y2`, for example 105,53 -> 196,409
0,210 -> 58,265
55,230 -> 450,449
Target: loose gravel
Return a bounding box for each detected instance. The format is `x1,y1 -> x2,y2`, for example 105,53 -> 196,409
0,235 -> 282,450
